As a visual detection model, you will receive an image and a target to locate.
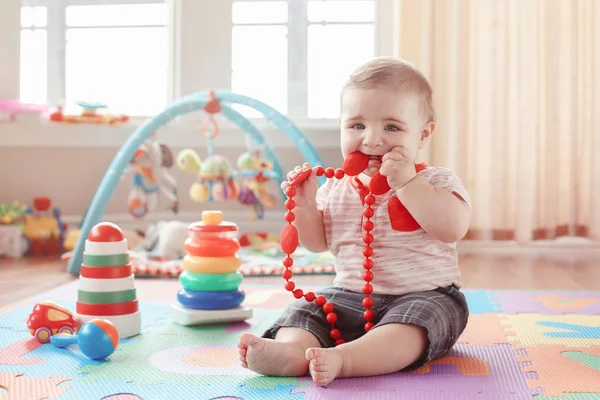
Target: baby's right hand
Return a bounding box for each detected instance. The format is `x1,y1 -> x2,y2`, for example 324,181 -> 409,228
281,163 -> 319,207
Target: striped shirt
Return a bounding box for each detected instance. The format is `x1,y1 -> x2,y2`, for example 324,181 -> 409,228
316,164 -> 471,295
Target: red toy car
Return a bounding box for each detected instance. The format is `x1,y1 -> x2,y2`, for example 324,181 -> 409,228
27,301 -> 76,343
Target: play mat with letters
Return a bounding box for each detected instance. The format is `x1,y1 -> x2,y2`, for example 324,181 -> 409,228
1,279 -> 599,399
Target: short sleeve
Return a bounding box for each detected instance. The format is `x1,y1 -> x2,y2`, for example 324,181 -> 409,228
315,178 -> 333,212
424,167 -> 472,209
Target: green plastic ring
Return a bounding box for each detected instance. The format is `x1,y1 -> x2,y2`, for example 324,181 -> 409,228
77,289 -> 137,304
83,253 -> 129,267
179,270 -> 243,292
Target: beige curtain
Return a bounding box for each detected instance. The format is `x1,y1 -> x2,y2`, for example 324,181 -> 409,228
395,0 -> 600,242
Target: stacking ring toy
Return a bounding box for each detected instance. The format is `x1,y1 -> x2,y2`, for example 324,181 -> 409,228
182,255 -> 241,274
183,237 -> 240,257
179,270 -> 243,292
177,288 -> 245,310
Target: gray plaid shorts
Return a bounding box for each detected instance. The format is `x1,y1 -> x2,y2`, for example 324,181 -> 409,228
262,285 -> 469,370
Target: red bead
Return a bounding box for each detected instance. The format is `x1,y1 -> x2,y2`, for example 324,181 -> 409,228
363,221 -> 374,231
293,289 -> 304,299
283,257 -> 293,268
282,269 -> 293,280
363,270 -> 373,282
316,166 -> 325,176
316,296 -> 327,306
335,338 -> 345,346
304,292 -> 316,302
284,211 -> 295,222
285,281 -> 295,291
365,194 -> 375,205
285,199 -> 295,209
363,246 -> 373,257
325,167 -> 335,178
363,207 -> 374,218
363,233 -> 374,244
329,329 -> 341,340
334,168 -> 345,179
364,309 -> 375,321
364,322 -> 374,332
363,259 -> 374,270
322,302 -> 334,314
280,224 -> 299,254
362,297 -> 374,308
285,186 -> 296,197
326,312 -> 338,324
363,283 -> 373,295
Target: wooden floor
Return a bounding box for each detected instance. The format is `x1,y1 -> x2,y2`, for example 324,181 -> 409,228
1,253 -> 599,307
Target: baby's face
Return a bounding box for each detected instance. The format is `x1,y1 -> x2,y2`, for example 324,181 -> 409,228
339,87 -> 432,176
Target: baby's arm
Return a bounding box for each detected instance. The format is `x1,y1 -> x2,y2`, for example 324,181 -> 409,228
396,168 -> 471,243
293,202 -> 328,253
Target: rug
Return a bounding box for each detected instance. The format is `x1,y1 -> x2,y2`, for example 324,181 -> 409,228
128,246 -> 336,278
1,280 -> 600,400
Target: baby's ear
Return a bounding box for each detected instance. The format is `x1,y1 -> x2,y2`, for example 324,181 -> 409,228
419,121 -> 435,148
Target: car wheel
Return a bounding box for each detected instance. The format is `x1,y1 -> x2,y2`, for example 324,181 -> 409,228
34,327 -> 52,343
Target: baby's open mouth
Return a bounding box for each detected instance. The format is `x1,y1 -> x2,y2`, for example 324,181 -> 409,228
368,155 -> 382,160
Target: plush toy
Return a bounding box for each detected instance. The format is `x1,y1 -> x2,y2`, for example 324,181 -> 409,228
237,150 -> 279,220
137,220 -> 188,260
177,149 -> 238,203
124,139 -> 179,218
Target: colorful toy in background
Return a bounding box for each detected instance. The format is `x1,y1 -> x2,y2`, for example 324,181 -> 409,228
49,101 -> 129,125
27,301 -> 77,343
0,201 -> 28,225
171,210 -> 253,325
123,136 -> 179,219
0,99 -> 49,122
237,149 -> 279,220
67,90 -> 324,274
76,222 -> 141,338
177,92 -> 238,203
51,319 -> 119,360
22,197 -> 66,256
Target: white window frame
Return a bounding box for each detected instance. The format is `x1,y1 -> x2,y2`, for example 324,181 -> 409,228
21,0 -> 168,108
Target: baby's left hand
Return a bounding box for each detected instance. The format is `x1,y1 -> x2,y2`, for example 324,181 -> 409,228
379,146 -> 417,191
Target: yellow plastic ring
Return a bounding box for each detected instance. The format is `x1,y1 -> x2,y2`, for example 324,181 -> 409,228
182,255 -> 242,274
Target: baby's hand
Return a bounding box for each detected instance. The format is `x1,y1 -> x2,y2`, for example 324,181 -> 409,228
281,163 -> 319,208
380,146 -> 417,191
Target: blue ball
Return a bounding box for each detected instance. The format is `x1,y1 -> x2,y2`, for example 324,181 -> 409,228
177,288 -> 245,310
78,321 -> 117,360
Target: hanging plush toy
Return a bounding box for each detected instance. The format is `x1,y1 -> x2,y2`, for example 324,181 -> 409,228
177,149 -> 238,202
177,90 -> 238,203
237,149 -> 279,220
124,138 -> 179,218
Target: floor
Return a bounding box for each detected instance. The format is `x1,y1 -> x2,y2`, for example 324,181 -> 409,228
1,252 -> 599,307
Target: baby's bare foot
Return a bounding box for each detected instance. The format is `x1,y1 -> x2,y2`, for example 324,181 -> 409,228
237,333 -> 309,376
305,347 -> 344,386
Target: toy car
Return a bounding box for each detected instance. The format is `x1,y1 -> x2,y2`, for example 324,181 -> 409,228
27,301 -> 76,343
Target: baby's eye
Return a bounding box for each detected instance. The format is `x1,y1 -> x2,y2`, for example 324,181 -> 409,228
385,124 -> 400,131
352,123 -> 365,130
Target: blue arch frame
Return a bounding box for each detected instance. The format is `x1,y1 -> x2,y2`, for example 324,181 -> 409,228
67,90 -> 324,274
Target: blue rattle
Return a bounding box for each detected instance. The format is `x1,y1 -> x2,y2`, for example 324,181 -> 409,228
51,318 -> 119,360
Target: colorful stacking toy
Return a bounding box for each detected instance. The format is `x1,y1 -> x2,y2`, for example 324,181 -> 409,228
76,222 -> 141,338
171,211 -> 253,325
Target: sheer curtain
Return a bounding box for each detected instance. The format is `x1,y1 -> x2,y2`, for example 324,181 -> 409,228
395,0 -> 600,242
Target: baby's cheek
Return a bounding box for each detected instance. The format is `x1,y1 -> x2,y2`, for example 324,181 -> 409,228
388,196 -> 421,231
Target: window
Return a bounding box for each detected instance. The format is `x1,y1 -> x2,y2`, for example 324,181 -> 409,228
231,0 -> 375,119
20,6 -> 47,104
19,0 -> 168,116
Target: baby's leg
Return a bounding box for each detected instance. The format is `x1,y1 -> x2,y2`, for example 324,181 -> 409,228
305,285 -> 469,386
238,327 -> 321,376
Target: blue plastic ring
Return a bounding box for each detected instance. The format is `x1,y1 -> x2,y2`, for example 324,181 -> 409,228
177,288 -> 245,310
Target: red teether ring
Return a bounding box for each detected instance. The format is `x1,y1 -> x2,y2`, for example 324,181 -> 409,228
289,169 -> 312,187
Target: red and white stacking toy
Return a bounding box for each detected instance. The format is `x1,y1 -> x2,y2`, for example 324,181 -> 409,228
76,222 -> 141,338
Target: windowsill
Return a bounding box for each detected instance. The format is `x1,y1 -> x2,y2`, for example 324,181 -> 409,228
0,115 -> 341,149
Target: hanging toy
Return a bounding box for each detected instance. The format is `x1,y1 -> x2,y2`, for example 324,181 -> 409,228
123,135 -> 179,219
236,149 -> 280,220
177,92 -> 238,203
280,151 -> 390,345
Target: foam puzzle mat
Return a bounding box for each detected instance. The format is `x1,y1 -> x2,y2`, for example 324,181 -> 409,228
1,280 -> 599,399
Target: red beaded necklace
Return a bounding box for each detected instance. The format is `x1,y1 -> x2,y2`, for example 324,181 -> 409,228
279,151 -> 390,345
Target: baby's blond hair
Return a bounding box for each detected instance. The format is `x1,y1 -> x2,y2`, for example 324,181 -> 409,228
341,57 -> 436,122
